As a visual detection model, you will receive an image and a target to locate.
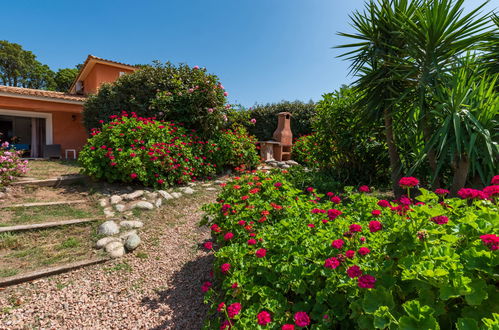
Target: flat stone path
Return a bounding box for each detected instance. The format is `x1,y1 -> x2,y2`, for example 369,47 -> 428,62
0,192 -> 216,329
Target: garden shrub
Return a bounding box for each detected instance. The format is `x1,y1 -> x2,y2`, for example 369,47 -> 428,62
0,141 -> 29,187
243,101 -> 316,141
201,172 -> 499,329
83,62 -> 228,137
209,126 -> 260,171
313,87 -> 389,186
79,113 -> 260,187
291,134 -> 321,167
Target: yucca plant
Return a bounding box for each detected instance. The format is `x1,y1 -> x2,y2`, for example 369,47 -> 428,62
425,55 -> 498,193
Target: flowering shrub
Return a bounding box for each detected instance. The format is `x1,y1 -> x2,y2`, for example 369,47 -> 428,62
0,141 -> 29,187
209,126 -> 259,171
291,134 -> 321,167
201,172 -> 499,328
79,114 -> 259,187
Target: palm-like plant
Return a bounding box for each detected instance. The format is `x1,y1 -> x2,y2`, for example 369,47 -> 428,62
426,55 -> 498,193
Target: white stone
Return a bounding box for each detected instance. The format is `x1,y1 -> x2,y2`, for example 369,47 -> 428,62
187,182 -> 197,187
98,221 -> 120,235
110,195 -> 122,205
0,192 -> 6,199
180,187 -> 195,194
158,190 -> 173,200
155,198 -> 162,208
124,190 -> 144,201
105,241 -> 125,258
95,237 -> 120,249
201,183 -> 212,187
124,234 -> 141,251
99,198 -> 109,207
103,207 -> 115,218
115,204 -> 126,212
132,201 -> 154,210
286,160 -> 299,166
120,220 -> 144,229
281,164 -> 291,169
206,187 -> 217,191
171,192 -> 182,199
145,192 -> 158,200
119,230 -> 137,241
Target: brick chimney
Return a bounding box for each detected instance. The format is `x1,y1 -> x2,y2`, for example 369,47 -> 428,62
272,112 -> 292,145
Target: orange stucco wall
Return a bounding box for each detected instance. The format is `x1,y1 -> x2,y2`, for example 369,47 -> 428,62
84,63 -> 135,94
0,95 -> 88,155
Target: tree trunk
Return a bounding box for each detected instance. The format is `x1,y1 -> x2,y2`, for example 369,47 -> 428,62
384,109 -> 403,197
422,119 -> 440,188
450,155 -> 469,196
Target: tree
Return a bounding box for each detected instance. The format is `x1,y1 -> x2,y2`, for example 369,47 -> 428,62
0,40 -> 55,89
54,68 -> 79,92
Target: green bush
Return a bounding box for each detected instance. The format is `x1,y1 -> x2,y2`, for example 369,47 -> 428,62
313,87 -> 389,186
209,126 -> 260,171
83,62 -> 228,136
291,134 -> 320,167
201,171 -> 499,329
243,101 -> 316,141
79,114 -> 260,187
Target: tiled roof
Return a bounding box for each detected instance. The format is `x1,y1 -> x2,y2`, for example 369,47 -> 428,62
0,85 -> 87,102
84,55 -> 137,69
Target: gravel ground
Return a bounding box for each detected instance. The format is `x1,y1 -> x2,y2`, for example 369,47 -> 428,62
0,193 -> 216,329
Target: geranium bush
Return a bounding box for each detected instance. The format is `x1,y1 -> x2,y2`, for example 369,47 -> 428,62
201,171 -> 499,329
291,134 -> 321,167
79,113 -> 259,187
0,141 -> 29,187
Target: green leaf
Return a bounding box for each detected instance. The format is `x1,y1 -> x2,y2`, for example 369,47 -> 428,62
399,300 -> 440,330
456,318 -> 479,330
362,286 -> 395,313
373,306 -> 394,329
465,279 -> 488,306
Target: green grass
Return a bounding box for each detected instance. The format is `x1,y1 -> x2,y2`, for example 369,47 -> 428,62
58,237 -> 80,249
0,204 -> 99,226
136,252 -> 149,259
0,268 -> 19,278
105,262 -> 133,273
0,232 -> 19,249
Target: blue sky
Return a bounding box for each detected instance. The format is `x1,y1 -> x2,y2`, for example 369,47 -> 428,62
3,0 -> 497,106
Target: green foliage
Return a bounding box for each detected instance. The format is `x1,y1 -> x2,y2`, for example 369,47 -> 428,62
291,134 -> 319,167
0,40 -> 55,89
243,101 -> 316,141
313,87 -> 389,186
79,114 -> 259,187
54,67 -> 79,92
83,62 -> 228,137
201,171 -> 498,329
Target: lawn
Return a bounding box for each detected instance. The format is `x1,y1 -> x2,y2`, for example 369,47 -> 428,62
22,160 -> 82,180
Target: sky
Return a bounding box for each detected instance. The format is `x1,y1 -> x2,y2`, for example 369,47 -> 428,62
3,0 -> 498,107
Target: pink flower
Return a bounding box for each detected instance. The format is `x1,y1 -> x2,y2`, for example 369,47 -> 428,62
346,250 -> 355,259
247,238 -> 257,245
257,310 -> 272,326
328,209 -> 342,220
294,311 -> 310,327
227,302 -> 242,318
256,248 -> 267,258
480,234 -> 499,250
220,320 -> 232,329
457,188 -> 487,200
203,242 -> 213,250
483,185 -> 499,198
492,175 -> 499,185
358,274 -> 376,288
430,216 -> 449,225
369,220 -> 382,233
282,325 -> 295,330
274,182 -> 283,188
211,224 -> 221,233
347,265 -> 363,278
358,247 -> 371,256
377,200 -> 390,208
250,118 -> 257,124
193,65 -> 199,69
307,224 -> 315,228
324,257 -> 340,269
331,196 -> 341,204
221,263 -> 231,274
224,232 -> 234,240
331,239 -> 345,249
217,302 -> 225,312
399,177 -> 419,188
359,185 -> 370,193
130,173 -> 138,179
224,92 -> 229,96
435,188 -> 450,196
241,195 -> 249,201
231,282 -> 238,288
201,281 -> 212,292
306,187 -> 314,193
349,224 -> 362,233
371,210 -> 381,217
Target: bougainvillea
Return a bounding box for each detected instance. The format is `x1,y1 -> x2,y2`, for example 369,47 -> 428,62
201,171 -> 499,329
0,141 -> 29,187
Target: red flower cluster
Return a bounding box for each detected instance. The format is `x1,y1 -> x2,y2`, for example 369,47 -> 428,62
457,188 -> 487,200
328,209 -> 343,220
430,216 -> 449,225
369,220 -> 382,233
491,175 -> 499,184
255,248 -> 267,258
324,257 -> 340,269
435,188 -> 450,196
358,274 -> 376,288
227,302 -> 242,318
398,177 -> 419,188
331,239 -> 345,249
358,185 -> 370,193
257,311 -> 272,325
347,265 -> 362,278
480,234 -> 499,250
294,312 -> 310,327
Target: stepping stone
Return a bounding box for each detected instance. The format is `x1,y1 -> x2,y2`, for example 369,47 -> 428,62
110,195 -> 122,205
155,198 -> 162,208
105,241 -> 125,258
158,190 -> 173,200
119,230 -> 137,241
171,192 -> 182,199
99,198 -> 109,207
103,207 -> 115,218
286,160 -> 299,166
132,201 -> 154,210
95,237 -> 121,249
123,190 -> 144,201
125,234 -> 141,251
120,220 -> 144,229
180,187 -> 195,194
98,221 -> 120,235
115,204 -> 126,212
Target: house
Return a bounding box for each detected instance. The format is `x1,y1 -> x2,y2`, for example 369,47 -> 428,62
0,55 -> 137,158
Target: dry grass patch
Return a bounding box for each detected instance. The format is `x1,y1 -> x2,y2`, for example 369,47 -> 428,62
23,160 -> 81,180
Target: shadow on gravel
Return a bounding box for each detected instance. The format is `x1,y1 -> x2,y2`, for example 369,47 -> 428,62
142,254 -> 214,330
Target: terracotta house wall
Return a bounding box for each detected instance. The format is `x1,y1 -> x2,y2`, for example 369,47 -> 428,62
0,95 -> 87,155
83,63 -> 135,94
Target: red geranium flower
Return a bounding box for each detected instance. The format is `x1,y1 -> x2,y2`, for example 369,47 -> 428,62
399,177 -> 419,188
256,248 -> 267,258
257,311 -> 272,326
331,239 -> 345,249
369,220 -> 382,233
324,257 -> 340,269
224,232 -> 234,240
294,312 -> 310,327
221,263 -> 231,274
349,224 -> 362,233
358,275 -> 376,288
358,247 -> 371,256
431,216 -> 449,225
347,265 -> 363,278
359,185 -> 370,193
346,250 -> 355,259
227,302 -> 242,318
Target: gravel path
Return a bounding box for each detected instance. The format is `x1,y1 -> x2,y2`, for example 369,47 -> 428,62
0,193 -> 216,329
